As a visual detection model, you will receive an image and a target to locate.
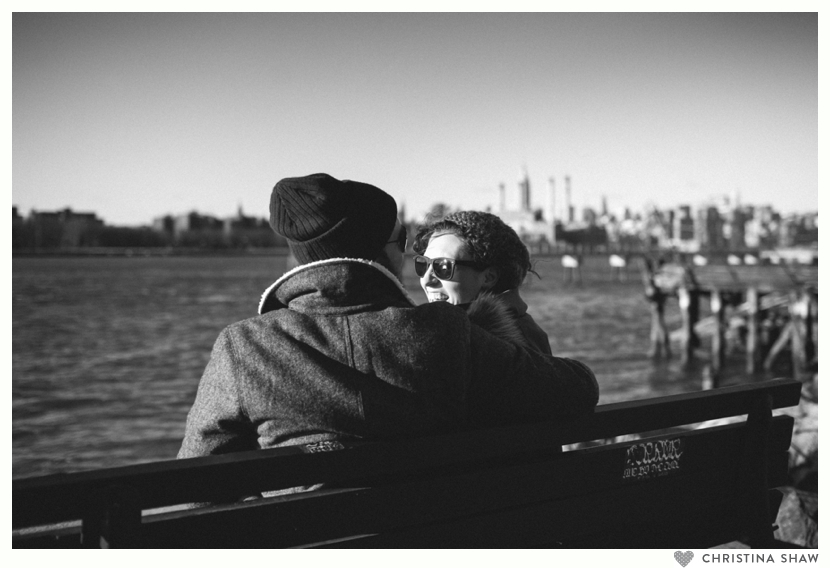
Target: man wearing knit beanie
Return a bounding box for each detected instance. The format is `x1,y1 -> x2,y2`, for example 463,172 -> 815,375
269,173 -> 399,267
179,174 -> 598,493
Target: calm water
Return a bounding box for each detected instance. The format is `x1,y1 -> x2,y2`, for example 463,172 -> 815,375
12,254 -> 753,479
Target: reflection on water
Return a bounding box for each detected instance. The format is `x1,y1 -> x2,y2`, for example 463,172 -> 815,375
13,254 -> 756,479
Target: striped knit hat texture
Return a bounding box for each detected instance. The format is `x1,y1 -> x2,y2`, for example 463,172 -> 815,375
269,173 -> 397,265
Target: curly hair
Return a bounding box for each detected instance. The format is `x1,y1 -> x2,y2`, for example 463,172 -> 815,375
413,211 -> 536,293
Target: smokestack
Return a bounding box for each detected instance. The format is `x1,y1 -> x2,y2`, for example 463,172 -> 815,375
498,183 -> 506,213
519,167 -> 530,212
547,177 -> 556,222
547,177 -> 556,243
565,175 -> 573,223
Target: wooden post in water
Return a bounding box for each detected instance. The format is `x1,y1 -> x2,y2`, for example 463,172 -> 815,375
647,287 -> 671,360
609,254 -> 627,283
562,255 -> 581,285
789,290 -> 814,379
642,257 -> 670,360
710,289 -> 725,387
678,287 -> 700,368
803,290 -> 815,368
746,287 -> 761,375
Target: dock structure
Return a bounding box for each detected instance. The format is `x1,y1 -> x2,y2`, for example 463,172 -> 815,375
642,259 -> 818,387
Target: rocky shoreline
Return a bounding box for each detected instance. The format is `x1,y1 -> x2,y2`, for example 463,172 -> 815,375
773,374 -> 818,547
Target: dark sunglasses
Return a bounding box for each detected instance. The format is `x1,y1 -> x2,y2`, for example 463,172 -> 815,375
413,254 -> 485,280
386,227 -> 407,252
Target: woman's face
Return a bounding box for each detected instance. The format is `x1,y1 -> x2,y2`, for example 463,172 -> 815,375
420,233 -> 489,305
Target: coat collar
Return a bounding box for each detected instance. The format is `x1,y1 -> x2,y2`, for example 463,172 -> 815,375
258,257 -> 417,315
495,288 -> 529,317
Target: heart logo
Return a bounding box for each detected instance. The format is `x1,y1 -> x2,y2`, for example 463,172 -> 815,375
674,551 -> 694,567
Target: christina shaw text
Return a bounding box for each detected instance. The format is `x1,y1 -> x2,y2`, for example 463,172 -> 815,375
702,554 -> 818,563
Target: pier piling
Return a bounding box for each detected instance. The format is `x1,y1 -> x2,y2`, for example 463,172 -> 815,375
678,287 -> 701,368
746,287 -> 761,375
710,289 -> 725,386
790,290 -> 815,378
647,286 -> 671,360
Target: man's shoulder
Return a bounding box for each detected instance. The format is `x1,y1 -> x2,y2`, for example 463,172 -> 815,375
212,311 -> 307,358
219,311 -> 284,337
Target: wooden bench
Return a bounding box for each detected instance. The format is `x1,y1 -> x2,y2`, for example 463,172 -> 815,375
13,378 -> 802,549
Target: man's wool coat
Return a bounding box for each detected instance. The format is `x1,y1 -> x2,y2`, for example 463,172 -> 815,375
178,258 -> 598,459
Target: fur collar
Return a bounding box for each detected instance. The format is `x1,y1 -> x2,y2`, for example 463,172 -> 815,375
465,292 -> 529,348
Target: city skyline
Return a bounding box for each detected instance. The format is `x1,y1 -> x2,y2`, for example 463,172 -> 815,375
13,190 -> 818,228
13,194 -> 818,256
13,12 -> 818,226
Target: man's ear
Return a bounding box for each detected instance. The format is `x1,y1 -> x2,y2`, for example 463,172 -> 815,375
481,267 -> 500,292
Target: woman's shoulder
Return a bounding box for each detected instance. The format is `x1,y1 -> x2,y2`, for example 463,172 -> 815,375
468,291 -> 552,354
514,312 -> 553,355
466,293 -> 527,347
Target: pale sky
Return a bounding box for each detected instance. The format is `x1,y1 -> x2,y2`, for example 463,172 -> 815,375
12,11 -> 819,226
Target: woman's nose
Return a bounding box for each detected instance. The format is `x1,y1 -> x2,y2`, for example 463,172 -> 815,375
420,264 -> 438,284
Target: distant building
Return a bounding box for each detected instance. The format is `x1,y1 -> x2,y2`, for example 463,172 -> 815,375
518,168 -> 531,212
12,207 -> 26,248
170,211 -> 224,246
744,215 -> 762,248
222,206 -> 259,235
780,213 -> 818,248
727,207 -> 749,250
665,209 -> 675,240
643,208 -> 672,249
497,168 -> 554,249
696,206 -> 725,251
26,208 -> 104,248
174,211 -> 222,235
746,206 -> 781,249
672,205 -> 698,252
222,206 -> 279,247
152,215 -> 175,236
582,207 -> 597,226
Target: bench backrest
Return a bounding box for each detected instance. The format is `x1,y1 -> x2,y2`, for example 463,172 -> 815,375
13,378 -> 802,548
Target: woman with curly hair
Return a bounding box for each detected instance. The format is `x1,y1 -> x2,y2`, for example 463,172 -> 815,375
412,211 -> 551,355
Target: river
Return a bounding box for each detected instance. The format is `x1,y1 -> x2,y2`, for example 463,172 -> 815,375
12,254 -> 759,479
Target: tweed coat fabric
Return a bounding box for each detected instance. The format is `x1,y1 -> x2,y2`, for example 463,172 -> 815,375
178,258 -> 598,460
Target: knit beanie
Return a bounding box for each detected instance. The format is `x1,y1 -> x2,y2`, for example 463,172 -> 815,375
269,173 -> 398,265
